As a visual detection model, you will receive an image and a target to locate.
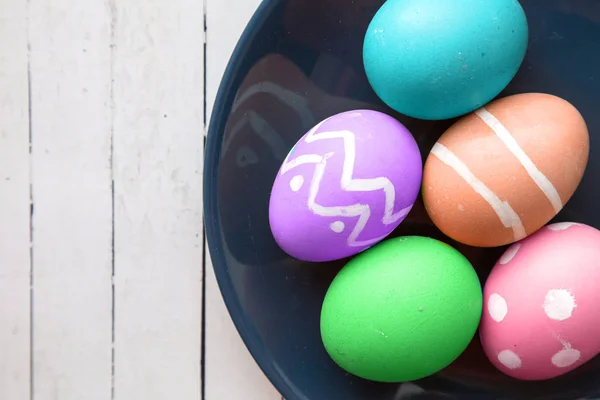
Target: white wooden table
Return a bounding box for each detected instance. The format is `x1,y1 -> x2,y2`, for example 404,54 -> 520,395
0,0 -> 281,398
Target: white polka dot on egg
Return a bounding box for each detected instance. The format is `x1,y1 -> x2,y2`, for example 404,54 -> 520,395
543,289 -> 577,321
548,222 -> 581,231
499,244 -> 521,265
330,221 -> 345,233
289,175 -> 304,192
488,293 -> 508,322
498,349 -> 522,370
552,347 -> 581,368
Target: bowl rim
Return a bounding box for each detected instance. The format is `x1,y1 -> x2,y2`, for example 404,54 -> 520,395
203,0 -> 293,398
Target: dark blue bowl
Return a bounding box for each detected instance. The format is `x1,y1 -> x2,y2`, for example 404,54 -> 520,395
204,1 -> 600,398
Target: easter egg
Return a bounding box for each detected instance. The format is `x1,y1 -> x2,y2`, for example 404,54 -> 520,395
269,110 -> 422,262
218,53 -> 376,266
422,93 -> 589,248
320,236 -> 483,382
363,0 -> 529,120
480,222 -> 600,380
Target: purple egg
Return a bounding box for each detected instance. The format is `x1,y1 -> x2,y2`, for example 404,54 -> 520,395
269,110 -> 423,262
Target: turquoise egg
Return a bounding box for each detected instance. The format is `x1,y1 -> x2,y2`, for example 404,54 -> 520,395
363,0 -> 529,120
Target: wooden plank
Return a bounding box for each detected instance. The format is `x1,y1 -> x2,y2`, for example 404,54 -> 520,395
205,0 -> 283,398
111,0 -> 204,399
0,2 -> 31,399
28,0 -> 113,399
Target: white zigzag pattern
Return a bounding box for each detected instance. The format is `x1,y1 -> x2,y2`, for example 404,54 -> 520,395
280,116 -> 412,247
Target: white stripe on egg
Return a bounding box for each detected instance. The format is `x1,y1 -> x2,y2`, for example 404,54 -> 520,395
431,142 -> 526,241
475,107 -> 563,214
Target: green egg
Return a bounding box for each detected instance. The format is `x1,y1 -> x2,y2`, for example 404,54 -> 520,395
320,236 -> 483,382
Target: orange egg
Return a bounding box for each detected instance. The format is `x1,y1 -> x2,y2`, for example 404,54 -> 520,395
422,93 -> 589,247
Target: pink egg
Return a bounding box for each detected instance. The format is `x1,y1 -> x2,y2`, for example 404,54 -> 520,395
480,222 -> 600,380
